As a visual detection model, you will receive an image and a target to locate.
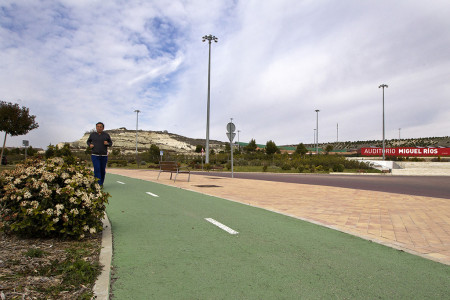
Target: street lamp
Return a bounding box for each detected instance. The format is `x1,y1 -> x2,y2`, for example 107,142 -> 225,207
237,130 -> 241,151
378,84 -> 388,160
315,109 -> 320,154
313,129 -> 316,149
202,34 -> 218,164
134,109 -> 140,166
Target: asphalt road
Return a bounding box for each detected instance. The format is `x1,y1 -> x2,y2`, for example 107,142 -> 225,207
193,172 -> 450,199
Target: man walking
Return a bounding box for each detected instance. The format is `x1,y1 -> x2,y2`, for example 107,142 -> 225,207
87,122 -> 113,186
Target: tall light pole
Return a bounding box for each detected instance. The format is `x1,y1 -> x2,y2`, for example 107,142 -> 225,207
202,34 -> 218,164
315,109 -> 320,154
313,129 -> 316,150
399,128 -> 401,140
336,123 -> 339,143
237,130 -> 241,151
134,109 -> 140,166
379,84 -> 388,160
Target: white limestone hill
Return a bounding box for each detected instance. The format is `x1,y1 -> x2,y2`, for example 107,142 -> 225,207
61,128 -> 227,154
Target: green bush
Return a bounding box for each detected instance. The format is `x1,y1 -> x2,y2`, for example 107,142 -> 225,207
0,157 -> 109,239
333,164 -> 345,172
281,163 -> 291,170
107,159 -> 127,167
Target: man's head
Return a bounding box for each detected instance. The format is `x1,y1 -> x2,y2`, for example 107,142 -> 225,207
96,122 -> 105,133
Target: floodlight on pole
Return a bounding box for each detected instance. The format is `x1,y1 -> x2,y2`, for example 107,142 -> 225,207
315,109 -> 320,154
202,34 -> 218,164
378,84 -> 388,160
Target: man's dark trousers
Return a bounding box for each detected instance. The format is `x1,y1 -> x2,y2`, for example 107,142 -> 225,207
91,155 -> 108,185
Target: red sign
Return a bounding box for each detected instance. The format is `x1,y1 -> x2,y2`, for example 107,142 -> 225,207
360,147 -> 450,157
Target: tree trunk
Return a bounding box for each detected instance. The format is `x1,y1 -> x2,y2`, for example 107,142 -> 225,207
0,132 -> 7,165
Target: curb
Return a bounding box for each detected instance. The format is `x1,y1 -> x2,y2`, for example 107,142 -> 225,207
93,214 -> 112,300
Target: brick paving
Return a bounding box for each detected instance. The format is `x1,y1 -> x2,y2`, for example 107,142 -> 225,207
107,169 -> 450,265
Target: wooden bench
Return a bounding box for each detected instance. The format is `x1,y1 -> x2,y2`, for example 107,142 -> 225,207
157,161 -> 190,182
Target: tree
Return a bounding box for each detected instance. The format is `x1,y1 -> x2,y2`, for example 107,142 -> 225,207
295,143 -> 308,156
265,140 -> 279,155
147,144 -> 161,163
244,139 -> 257,152
0,101 -> 39,163
325,144 -> 334,154
195,145 -> 204,153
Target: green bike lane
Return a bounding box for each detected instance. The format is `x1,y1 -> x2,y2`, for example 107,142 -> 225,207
104,174 -> 449,299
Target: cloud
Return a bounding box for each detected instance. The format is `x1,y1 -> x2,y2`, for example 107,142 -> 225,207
1,0 -> 449,150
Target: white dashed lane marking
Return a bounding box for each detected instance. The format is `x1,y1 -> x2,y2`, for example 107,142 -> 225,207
117,181 -> 126,184
205,218 -> 239,235
146,192 -> 159,197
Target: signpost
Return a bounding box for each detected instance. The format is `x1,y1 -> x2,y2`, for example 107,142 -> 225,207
226,120 -> 236,178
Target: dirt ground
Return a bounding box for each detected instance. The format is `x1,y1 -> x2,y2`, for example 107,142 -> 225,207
0,231 -> 101,300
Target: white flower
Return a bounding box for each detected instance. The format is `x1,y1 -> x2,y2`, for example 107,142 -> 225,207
27,208 -> 34,215
46,208 -> 54,215
70,208 -> 79,215
83,225 -> 89,231
53,217 -> 59,223
55,204 -> 64,216
89,228 -> 96,234
30,201 -> 38,208
24,191 -> 32,199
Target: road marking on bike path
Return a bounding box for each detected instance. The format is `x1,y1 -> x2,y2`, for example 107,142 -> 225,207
146,192 -> 159,197
116,180 -> 159,197
205,218 -> 239,235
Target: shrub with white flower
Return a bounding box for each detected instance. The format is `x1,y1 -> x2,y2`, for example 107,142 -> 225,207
0,157 -> 109,239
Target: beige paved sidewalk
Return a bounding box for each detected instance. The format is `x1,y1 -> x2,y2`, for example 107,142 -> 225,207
107,169 -> 450,265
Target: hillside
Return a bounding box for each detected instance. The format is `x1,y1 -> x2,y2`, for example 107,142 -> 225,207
63,128 -> 450,154
297,136 -> 450,151
64,128 -> 227,154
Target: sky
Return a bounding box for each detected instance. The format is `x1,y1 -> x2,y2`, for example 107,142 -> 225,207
1,0 -> 449,149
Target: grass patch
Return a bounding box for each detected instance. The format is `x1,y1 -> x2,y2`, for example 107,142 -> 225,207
24,248 -> 47,258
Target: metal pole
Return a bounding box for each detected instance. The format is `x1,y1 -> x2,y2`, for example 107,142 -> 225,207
379,84 -> 388,160
315,110 -> 320,154
134,109 -> 140,166
202,34 -> 218,164
337,123 -> 339,143
313,129 -> 316,150
237,130 -> 240,151
230,118 -> 234,178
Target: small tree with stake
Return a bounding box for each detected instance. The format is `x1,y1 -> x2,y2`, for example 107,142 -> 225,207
0,101 -> 39,164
